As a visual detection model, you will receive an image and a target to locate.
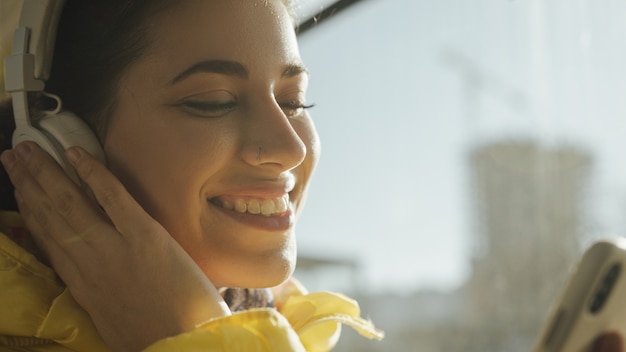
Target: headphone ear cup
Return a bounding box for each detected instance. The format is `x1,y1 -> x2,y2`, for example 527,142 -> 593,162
12,110 -> 106,185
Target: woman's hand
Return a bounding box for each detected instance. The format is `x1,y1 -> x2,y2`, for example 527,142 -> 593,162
1,141 -> 230,352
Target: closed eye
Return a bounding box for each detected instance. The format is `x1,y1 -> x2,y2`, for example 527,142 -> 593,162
180,100 -> 237,117
279,100 -> 315,117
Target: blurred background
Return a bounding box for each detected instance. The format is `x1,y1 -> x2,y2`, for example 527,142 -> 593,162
291,0 -> 626,351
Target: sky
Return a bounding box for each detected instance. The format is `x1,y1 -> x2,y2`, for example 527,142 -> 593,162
292,0 -> 626,294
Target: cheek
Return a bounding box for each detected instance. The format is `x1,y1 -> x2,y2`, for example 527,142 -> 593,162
103,121 -> 182,223
102,108 -> 232,223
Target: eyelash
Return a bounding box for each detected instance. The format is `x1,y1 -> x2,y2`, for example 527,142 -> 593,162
181,101 -> 237,117
180,100 -> 314,118
280,100 -> 316,117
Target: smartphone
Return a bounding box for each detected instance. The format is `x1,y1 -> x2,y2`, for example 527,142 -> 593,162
533,238 -> 626,352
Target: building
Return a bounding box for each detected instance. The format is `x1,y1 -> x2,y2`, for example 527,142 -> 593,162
464,140 -> 593,347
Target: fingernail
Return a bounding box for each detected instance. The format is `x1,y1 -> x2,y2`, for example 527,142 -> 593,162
66,147 -> 82,166
15,142 -> 32,160
0,151 -> 17,170
594,333 -> 623,352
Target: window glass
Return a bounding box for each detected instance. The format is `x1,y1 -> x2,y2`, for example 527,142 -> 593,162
294,1 -> 626,351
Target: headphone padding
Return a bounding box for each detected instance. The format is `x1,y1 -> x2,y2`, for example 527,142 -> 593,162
13,110 -> 106,185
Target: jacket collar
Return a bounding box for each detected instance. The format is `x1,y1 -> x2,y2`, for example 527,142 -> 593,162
0,211 -> 109,351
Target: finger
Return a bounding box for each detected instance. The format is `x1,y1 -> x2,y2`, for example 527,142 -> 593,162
12,142 -> 107,235
14,189 -> 82,285
2,147 -> 75,239
594,332 -> 624,352
2,144 -> 104,273
66,146 -> 158,237
1,147 -> 88,261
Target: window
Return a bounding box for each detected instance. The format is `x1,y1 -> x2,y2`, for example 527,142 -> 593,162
294,1 -> 626,351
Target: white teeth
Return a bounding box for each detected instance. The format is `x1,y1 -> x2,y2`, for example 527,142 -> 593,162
219,195 -> 289,216
248,199 -> 261,214
275,196 -> 288,213
235,199 -> 247,213
261,199 -> 275,216
222,200 -> 234,210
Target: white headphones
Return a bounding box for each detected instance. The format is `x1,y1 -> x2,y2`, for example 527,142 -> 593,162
3,0 -> 105,185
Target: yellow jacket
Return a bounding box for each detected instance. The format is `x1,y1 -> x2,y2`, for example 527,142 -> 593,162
0,211 -> 383,351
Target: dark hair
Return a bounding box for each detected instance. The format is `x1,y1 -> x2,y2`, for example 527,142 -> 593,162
0,99 -> 15,210
0,0 -> 297,211
46,1 -> 176,136
0,1 -> 172,210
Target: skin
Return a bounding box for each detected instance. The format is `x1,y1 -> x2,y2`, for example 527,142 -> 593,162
595,333 -> 624,352
0,1 -> 618,351
1,0 -> 318,350
103,0 -> 320,289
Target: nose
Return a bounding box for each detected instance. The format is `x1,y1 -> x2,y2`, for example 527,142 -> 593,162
240,99 -> 307,171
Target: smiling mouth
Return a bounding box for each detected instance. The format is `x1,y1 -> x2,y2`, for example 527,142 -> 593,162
209,194 -> 290,217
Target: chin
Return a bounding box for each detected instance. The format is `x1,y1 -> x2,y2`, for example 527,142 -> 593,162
208,248 -> 297,289
244,255 -> 296,288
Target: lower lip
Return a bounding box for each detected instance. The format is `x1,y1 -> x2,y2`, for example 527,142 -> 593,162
210,202 -> 294,232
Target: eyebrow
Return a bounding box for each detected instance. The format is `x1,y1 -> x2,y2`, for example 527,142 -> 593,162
170,60 -> 309,85
282,63 -> 309,78
170,60 -> 248,84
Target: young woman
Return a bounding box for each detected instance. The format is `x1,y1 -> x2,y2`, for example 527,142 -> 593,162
0,1 -> 621,351
0,1 -> 382,351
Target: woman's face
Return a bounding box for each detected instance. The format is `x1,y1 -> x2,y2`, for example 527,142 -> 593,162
103,0 -> 320,288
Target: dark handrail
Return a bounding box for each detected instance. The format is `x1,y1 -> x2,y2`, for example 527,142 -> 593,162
296,0 -> 365,35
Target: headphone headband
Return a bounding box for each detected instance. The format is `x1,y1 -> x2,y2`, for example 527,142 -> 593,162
4,0 -> 64,93
19,0 -> 64,82
3,0 -> 106,186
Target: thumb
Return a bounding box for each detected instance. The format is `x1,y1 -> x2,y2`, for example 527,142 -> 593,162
595,332 -> 624,352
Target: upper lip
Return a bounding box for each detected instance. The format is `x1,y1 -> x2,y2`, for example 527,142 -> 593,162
208,176 -> 296,199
